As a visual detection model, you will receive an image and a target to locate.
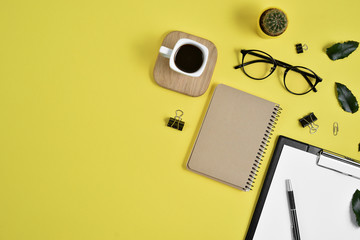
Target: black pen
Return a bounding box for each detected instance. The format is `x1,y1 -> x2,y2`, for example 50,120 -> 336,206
286,179 -> 301,240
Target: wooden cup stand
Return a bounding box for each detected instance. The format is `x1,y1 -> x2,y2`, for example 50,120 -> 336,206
153,31 -> 218,97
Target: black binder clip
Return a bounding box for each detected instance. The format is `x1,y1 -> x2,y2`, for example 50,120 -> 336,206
167,110 -> 185,131
299,112 -> 319,134
295,43 -> 308,54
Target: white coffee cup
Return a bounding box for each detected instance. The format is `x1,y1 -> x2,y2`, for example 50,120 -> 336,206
159,38 -> 209,77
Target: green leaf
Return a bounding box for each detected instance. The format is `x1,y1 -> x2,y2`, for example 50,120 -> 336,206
352,189 -> 360,226
326,41 -> 359,60
336,82 -> 359,113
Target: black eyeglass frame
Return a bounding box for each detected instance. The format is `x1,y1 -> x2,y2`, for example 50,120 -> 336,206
234,49 -> 323,95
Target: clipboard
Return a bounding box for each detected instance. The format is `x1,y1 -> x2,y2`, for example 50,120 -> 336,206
246,135 -> 360,240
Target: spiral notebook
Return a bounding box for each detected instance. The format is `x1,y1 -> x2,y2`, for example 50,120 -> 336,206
187,84 -> 281,191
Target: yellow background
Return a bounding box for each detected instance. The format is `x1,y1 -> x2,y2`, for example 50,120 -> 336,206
1,0 -> 360,239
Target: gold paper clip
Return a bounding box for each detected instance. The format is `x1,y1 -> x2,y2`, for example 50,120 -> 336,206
333,122 -> 339,136
167,110 -> 185,131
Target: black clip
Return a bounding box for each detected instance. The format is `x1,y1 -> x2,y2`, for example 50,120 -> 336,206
167,110 -> 185,131
299,112 -> 318,134
295,43 -> 308,54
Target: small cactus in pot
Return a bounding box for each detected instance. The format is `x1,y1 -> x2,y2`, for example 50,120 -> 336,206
258,8 -> 288,37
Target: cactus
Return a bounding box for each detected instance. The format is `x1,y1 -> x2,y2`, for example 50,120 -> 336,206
259,8 -> 288,37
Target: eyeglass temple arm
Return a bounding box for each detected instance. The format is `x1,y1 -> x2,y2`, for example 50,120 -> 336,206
302,73 -> 318,92
234,59 -> 274,69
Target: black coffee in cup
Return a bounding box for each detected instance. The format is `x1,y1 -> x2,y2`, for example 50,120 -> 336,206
174,44 -> 204,73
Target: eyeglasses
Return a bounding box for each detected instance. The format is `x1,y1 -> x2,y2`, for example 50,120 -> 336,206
234,49 -> 323,95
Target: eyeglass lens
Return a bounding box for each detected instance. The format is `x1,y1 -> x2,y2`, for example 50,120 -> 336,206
284,66 -> 318,95
242,50 -> 275,79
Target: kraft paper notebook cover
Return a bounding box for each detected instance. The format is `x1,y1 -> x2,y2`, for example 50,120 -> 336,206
187,84 -> 281,191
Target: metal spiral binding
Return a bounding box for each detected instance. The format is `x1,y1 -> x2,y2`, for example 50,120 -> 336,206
245,105 -> 282,191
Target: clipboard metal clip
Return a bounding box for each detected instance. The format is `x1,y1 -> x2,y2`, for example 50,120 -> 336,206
316,150 -> 360,179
